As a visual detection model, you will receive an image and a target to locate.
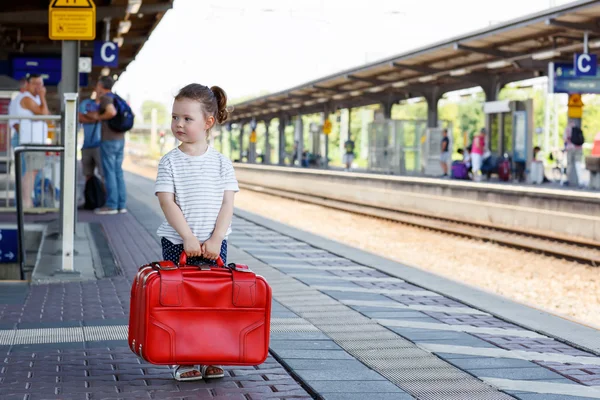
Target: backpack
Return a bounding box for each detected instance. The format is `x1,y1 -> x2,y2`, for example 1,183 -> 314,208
571,126 -> 584,146
84,176 -> 106,210
106,93 -> 135,133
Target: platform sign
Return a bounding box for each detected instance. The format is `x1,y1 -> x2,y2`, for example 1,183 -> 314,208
49,0 -> 96,41
554,63 -> 600,94
513,111 -> 528,163
93,41 -> 119,67
323,119 -> 332,135
574,53 -> 597,77
0,229 -> 18,264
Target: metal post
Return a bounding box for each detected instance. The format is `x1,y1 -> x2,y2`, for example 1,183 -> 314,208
14,144 -> 65,280
264,120 -> 270,164
278,116 -> 286,165
584,31 -> 589,54
295,116 -> 304,167
239,124 -> 244,162
62,93 -> 78,273
323,112 -> 329,168
61,40 -> 79,234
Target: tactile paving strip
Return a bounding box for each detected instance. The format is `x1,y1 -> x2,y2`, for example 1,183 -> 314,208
234,219 -> 517,400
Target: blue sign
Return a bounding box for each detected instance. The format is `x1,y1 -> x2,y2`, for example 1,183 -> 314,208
12,70 -> 88,87
93,41 -> 119,67
574,53 -> 597,77
553,63 -> 600,94
0,229 -> 18,264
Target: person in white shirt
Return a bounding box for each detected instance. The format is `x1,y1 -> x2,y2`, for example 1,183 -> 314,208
155,83 -> 238,382
8,78 -> 27,174
17,74 -> 50,209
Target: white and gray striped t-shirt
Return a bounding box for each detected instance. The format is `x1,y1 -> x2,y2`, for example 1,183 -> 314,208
154,146 -> 239,244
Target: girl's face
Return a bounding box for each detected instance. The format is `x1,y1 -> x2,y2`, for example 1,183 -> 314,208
171,98 -> 214,144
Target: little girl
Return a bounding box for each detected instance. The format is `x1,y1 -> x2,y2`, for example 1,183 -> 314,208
154,83 -> 239,382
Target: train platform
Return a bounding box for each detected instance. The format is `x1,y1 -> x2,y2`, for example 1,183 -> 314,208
0,171 -> 599,400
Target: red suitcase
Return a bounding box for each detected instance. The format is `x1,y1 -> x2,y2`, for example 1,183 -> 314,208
128,252 -> 272,366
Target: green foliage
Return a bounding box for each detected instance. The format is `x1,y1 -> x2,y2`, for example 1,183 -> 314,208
140,100 -> 169,126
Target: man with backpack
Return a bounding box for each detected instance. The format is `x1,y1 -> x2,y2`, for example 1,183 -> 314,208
87,76 -> 134,214
78,95 -> 105,210
563,121 -> 584,187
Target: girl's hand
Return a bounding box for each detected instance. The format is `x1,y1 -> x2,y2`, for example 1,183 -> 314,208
201,236 -> 221,261
183,235 -> 202,258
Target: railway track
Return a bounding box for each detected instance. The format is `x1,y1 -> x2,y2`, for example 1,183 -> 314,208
239,183 -> 600,266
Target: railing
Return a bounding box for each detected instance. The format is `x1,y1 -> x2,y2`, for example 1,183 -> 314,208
14,145 -> 64,280
0,115 -> 62,208
4,93 -> 78,280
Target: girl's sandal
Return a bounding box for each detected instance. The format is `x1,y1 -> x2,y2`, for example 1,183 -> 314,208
173,365 -> 203,381
201,365 -> 225,379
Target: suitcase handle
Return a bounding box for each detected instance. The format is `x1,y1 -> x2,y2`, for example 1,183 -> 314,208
179,251 -> 225,268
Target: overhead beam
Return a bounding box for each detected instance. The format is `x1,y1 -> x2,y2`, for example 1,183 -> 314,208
391,62 -> 439,74
312,85 -> 340,93
0,3 -> 173,24
346,74 -> 388,86
454,43 -> 517,59
546,18 -> 600,33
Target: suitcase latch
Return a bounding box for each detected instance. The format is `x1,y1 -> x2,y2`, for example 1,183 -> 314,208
154,262 -> 178,271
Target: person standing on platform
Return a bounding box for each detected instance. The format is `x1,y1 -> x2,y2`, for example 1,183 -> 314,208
471,128 -> 486,181
88,76 -> 128,215
563,121 -> 583,187
440,128 -> 450,177
343,138 -> 355,171
78,95 -> 103,180
154,83 -> 238,381
16,74 -> 49,209
9,78 -> 28,177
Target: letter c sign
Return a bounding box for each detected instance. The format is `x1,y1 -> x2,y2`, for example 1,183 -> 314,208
574,53 -> 597,77
93,41 -> 119,68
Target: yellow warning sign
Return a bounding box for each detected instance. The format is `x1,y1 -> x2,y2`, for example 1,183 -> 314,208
250,131 -> 257,143
49,0 -> 96,41
568,93 -> 584,119
323,119 -> 332,135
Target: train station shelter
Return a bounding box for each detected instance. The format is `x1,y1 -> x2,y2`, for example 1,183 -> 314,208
228,0 -> 600,128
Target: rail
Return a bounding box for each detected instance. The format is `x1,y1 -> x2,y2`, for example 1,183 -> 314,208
240,183 -> 600,266
14,145 -> 65,279
0,115 -> 62,208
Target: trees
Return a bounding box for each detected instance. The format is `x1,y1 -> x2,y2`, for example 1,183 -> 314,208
140,100 -> 169,126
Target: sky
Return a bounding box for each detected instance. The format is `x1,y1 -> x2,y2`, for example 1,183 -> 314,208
114,0 -> 575,115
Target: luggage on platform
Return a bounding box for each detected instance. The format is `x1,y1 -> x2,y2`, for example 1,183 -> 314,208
498,158 -> 511,182
128,252 -> 272,366
451,161 -> 469,180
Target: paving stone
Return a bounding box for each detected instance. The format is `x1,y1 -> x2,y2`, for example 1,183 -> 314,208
471,366 -> 571,381
269,340 -> 343,351
320,395 -> 414,400
281,359 -> 371,372
272,349 -> 354,360
294,368 -> 386,381
508,393 -> 600,400
306,380 -> 406,393
447,357 -> 540,370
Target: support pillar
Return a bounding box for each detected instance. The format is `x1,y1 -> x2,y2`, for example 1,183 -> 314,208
423,88 -> 441,128
381,101 -> 393,120
238,123 -> 244,162
481,76 -> 502,139
60,40 -> 79,236
264,119 -> 271,164
278,116 -> 286,165
295,116 -> 304,167
322,110 -> 330,168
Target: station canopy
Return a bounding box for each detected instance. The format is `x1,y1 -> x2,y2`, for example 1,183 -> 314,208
0,0 -> 173,100
229,0 -> 600,124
